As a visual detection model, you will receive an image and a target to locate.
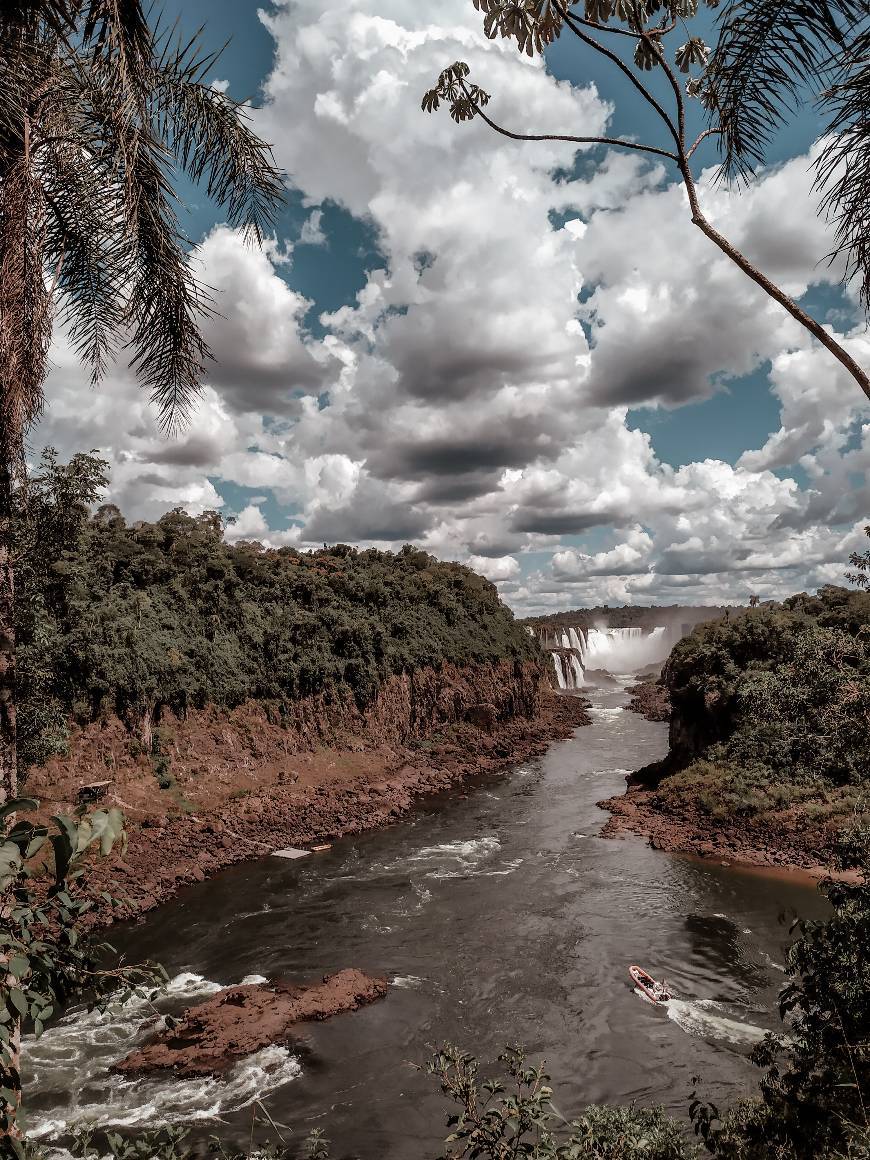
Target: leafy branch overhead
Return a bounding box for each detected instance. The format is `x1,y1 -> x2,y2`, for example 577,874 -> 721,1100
422,0 -> 870,402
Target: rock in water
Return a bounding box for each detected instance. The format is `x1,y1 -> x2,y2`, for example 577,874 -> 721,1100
113,968 -> 388,1078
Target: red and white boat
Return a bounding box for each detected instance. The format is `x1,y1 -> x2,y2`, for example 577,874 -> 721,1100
629,965 -> 671,1003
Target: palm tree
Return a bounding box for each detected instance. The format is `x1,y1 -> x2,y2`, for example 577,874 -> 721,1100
423,0 -> 870,401
708,0 -> 870,313
0,0 -> 285,807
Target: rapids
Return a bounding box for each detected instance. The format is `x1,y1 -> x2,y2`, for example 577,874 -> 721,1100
22,680 -> 827,1158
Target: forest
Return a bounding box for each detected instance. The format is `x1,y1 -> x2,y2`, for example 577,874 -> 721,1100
16,451 -> 539,778
647,584 -> 870,843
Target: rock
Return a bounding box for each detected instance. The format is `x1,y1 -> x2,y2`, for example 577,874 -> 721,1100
465,703 -> 498,730
114,969 -> 388,1079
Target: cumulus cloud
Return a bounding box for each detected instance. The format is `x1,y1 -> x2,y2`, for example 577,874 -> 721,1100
34,0 -> 870,613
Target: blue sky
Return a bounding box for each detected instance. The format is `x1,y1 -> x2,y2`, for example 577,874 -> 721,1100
40,0 -> 870,611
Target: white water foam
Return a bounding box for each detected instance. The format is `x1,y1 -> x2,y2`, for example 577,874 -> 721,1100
402,835 -> 502,880
22,972 -> 301,1142
391,975 -> 425,989
665,999 -> 768,1047
477,857 -> 524,878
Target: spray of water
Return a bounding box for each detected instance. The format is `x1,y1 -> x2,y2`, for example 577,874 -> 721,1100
544,625 -> 679,689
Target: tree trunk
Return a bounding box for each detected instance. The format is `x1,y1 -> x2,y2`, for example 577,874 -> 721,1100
0,459 -> 16,810
678,161 -> 870,404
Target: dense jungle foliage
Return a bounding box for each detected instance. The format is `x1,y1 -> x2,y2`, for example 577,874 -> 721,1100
522,607 -> 728,633
16,451 -> 539,777
653,582 -> 870,830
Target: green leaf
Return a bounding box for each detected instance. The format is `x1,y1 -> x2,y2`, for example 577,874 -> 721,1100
8,990 -> 27,1017
7,955 -> 29,979
0,798 -> 38,825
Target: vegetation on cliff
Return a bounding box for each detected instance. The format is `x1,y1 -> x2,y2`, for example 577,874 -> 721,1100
522,607 -> 727,633
17,451 -> 540,780
646,581 -> 870,847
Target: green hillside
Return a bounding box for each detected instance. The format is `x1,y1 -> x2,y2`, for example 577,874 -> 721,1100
17,451 -> 539,776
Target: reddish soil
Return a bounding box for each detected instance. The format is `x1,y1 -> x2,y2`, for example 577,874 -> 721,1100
625,681 -> 671,723
24,662 -> 590,925
599,785 -> 840,876
114,969 -> 388,1078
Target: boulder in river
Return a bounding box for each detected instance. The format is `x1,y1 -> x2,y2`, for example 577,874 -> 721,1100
113,968 -> 388,1078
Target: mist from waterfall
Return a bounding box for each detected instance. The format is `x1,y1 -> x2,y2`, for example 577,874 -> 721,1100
582,625 -> 675,673
541,623 -> 679,691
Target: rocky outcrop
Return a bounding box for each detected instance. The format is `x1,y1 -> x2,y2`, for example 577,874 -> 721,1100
626,680 -> 671,723
598,787 -> 841,875
114,969 -> 388,1078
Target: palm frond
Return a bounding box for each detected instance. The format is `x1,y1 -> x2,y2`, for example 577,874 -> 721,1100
121,133 -> 213,432
708,0 -> 869,182
150,26 -> 285,243
0,1 -> 72,38
41,136 -> 127,381
0,0 -> 286,439
816,35 -> 870,311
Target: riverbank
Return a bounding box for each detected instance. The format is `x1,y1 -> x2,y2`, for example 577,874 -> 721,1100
60,687 -> 590,926
599,784 -> 840,876
624,679 -> 671,722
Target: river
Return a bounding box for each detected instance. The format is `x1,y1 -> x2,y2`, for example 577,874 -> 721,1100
23,681 -> 828,1157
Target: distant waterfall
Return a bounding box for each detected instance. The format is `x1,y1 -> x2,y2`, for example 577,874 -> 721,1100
540,622 -> 678,690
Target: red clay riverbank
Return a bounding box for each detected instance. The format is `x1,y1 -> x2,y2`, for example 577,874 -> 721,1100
27,674 -> 590,925
599,785 -> 842,877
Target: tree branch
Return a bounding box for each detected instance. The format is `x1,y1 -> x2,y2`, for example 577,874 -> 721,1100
646,28 -> 687,149
678,159 -> 870,402
687,127 -> 721,160
466,92 -> 678,162
557,4 -> 681,148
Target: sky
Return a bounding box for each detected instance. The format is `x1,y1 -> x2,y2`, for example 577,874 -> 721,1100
36,0 -> 870,614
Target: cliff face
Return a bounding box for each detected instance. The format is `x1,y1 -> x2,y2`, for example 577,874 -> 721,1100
25,658 -> 545,818
24,659 -> 590,924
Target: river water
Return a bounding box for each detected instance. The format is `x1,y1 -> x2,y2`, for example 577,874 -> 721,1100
23,682 -> 828,1157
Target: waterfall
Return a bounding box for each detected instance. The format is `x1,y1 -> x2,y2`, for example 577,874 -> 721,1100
580,625 -> 675,674
543,622 -> 678,690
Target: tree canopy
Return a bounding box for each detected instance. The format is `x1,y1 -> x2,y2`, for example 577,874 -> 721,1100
16,451 -> 540,779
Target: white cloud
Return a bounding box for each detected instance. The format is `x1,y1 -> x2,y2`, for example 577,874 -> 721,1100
34,0 -> 870,614
298,208 -> 327,246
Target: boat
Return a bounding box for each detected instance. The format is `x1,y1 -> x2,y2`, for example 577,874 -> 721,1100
629,965 -> 671,1003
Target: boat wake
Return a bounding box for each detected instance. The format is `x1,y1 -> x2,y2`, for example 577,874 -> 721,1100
666,998 -> 768,1047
